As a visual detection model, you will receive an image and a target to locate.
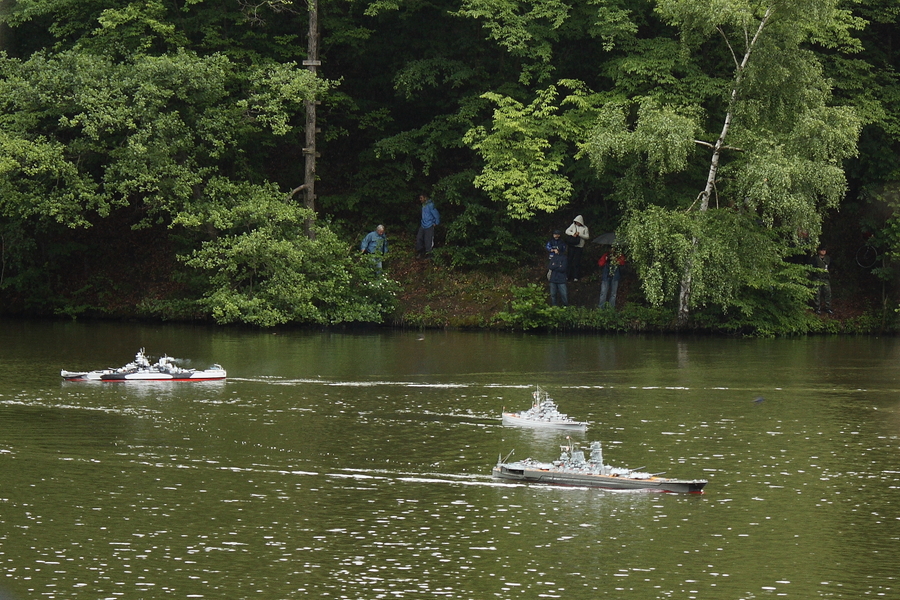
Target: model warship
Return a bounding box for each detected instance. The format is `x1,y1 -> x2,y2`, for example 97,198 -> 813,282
493,440 -> 707,493
501,386 -> 588,431
61,348 -> 226,382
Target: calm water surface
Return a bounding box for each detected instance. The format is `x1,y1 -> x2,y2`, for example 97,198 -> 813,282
1,319 -> 899,599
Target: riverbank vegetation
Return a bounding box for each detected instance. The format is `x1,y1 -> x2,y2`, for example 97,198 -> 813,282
2,0 -> 900,335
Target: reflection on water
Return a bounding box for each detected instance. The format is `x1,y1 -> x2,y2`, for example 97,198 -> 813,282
1,320 -> 899,598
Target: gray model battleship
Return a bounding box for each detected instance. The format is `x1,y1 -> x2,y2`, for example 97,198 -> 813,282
501,386 -> 588,431
493,440 -> 708,493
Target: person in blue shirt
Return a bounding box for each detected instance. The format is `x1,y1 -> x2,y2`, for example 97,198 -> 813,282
415,194 -> 440,259
361,225 -> 388,274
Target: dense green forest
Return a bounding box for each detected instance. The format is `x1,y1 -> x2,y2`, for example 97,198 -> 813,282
1,0 -> 899,333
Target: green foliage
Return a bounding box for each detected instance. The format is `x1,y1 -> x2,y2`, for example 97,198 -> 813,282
0,39 -> 384,326
396,304 -> 447,329
493,285 -> 681,332
182,198 -> 399,327
464,83 -> 594,219
393,58 -> 481,101
438,174 -> 531,268
0,49 -> 330,228
1,0 -> 896,334
728,140 -> 853,237
859,183 -> 900,288
622,207 -> 814,317
453,0 -> 573,86
494,283 -> 566,329
620,206 -> 695,307
243,62 -> 327,136
579,0 -> 864,322
455,0 -> 637,83
3,0 -> 302,60
690,280 -> 819,336
586,99 -> 702,179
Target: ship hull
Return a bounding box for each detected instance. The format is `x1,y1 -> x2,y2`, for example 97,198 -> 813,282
99,370 -> 226,382
493,463 -> 707,493
62,369 -> 225,382
501,413 -> 587,432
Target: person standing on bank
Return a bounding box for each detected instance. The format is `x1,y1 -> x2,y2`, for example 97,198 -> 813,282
810,246 -> 832,314
565,215 -> 589,281
546,229 -> 565,257
598,248 -> 625,310
415,194 -> 440,259
361,224 -> 388,274
547,243 -> 568,307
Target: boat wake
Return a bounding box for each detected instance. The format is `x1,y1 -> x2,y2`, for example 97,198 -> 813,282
328,468 -> 504,488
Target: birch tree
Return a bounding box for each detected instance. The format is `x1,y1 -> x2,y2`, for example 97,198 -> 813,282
588,0 -> 862,324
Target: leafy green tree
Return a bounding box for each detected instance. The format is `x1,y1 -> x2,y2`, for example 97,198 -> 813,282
464,0 -> 862,324
827,1 -> 900,313
180,190 -> 398,326
608,0 -> 862,324
0,40 -> 400,323
0,48 -> 323,220
2,0 -> 896,332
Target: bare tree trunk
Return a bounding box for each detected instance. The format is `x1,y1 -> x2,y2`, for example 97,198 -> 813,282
302,0 -> 320,240
676,7 -> 774,326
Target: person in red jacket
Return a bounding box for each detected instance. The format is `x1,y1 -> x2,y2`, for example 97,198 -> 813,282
598,249 -> 626,310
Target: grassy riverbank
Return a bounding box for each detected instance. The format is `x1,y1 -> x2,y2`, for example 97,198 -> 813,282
2,228 -> 894,336
385,235 -> 896,336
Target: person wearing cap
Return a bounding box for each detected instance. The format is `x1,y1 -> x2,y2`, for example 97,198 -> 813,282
810,246 -> 832,314
547,242 -> 569,307
546,230 -> 566,257
565,215 -> 590,281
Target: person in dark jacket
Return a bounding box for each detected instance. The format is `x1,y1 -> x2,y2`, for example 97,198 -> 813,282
548,244 -> 568,307
810,246 -> 832,314
545,230 -> 565,257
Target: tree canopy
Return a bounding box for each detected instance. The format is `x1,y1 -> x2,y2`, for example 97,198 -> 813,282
1,0 -> 898,328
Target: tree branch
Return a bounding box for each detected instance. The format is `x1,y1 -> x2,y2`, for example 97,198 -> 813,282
698,6 -> 774,213
694,139 -> 743,152
718,26 -> 739,70
287,184 -> 308,199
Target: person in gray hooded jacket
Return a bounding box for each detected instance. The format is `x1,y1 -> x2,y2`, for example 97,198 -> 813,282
564,215 -> 589,281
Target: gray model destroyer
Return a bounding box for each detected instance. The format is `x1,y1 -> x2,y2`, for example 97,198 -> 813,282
501,386 -> 588,431
493,440 -> 707,493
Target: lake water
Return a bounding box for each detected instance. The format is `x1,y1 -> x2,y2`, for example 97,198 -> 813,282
1,319 -> 899,599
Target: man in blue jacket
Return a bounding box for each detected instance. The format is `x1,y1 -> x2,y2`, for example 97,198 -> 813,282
546,230 -> 565,257
361,224 -> 388,274
415,194 -> 440,259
